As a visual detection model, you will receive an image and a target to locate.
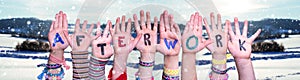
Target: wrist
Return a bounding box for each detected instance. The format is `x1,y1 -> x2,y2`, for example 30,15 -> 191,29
140,52 -> 155,62
164,55 -> 179,69
234,58 -> 251,65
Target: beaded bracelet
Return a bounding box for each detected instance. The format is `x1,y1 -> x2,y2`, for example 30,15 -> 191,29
162,73 -> 180,80
212,58 -> 227,65
37,63 -> 62,69
163,67 -> 179,76
37,66 -> 65,80
209,72 -> 229,80
211,66 -> 235,74
139,60 -> 155,67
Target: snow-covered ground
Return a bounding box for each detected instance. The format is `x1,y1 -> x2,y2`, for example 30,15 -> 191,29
0,34 -> 300,80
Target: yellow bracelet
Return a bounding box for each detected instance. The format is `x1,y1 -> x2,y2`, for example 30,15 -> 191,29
212,59 -> 227,64
163,67 -> 179,76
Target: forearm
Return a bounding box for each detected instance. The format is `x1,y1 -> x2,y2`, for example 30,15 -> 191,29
211,52 -> 228,79
48,50 -> 64,64
235,58 -> 255,80
163,55 -> 179,80
112,53 -> 129,79
181,53 -> 197,80
138,53 -> 155,80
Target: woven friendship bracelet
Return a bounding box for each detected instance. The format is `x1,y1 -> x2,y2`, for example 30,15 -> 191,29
139,60 -> 155,67
71,53 -> 89,59
37,63 -> 62,69
72,63 -> 89,68
89,74 -> 106,80
73,75 -> 89,79
163,67 -> 179,76
72,59 -> 89,64
89,65 -> 105,71
209,72 -> 229,80
71,51 -> 89,54
212,58 -> 227,65
162,73 -> 179,80
211,66 -> 236,74
90,56 -> 108,62
88,70 -> 105,77
73,68 -> 89,73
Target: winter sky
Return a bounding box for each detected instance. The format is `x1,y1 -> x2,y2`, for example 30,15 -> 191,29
0,0 -> 299,24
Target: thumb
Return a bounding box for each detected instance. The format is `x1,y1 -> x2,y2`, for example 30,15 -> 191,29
129,33 -> 142,50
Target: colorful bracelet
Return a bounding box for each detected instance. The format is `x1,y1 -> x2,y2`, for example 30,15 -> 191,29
37,67 -> 65,80
162,73 -> 180,80
49,54 -> 70,70
212,58 -> 227,65
37,63 -> 62,69
90,56 -> 108,65
163,67 -> 179,76
211,66 -> 235,74
73,68 -> 89,73
71,54 -> 89,59
209,72 -> 229,80
139,60 -> 155,67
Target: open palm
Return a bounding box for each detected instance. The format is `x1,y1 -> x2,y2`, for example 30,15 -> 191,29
228,18 -> 261,59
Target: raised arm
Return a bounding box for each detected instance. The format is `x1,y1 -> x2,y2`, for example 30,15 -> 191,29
108,15 -> 142,79
90,21 -> 114,80
63,19 -> 98,79
37,11 -> 70,80
156,10 -> 181,80
134,10 -> 158,80
181,12 -> 212,80
227,18 -> 261,80
206,13 -> 230,80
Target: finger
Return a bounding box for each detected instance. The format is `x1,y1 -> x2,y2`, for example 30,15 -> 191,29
189,14 -> 194,27
58,11 -> 63,29
169,14 -> 174,32
227,20 -> 235,39
94,22 -> 102,39
204,18 -> 212,37
159,14 -> 165,32
210,12 -> 216,30
133,14 -> 141,31
121,16 -> 126,32
146,11 -> 151,29
174,23 -> 181,37
198,15 -> 203,32
109,20 -> 116,36
103,20 -> 112,38
194,12 -> 199,31
82,20 -> 88,32
62,30 -> 71,46
249,29 -> 261,42
75,19 -> 80,33
126,18 -> 132,32
153,17 -> 158,31
203,38 -> 213,47
184,22 -> 189,34
54,14 -> 59,29
50,21 -> 54,31
234,17 -> 241,35
115,17 -> 121,33
164,10 -> 170,31
217,14 -> 222,30
242,20 -> 248,37
88,23 -> 94,34
130,33 -> 142,50
140,10 -> 146,29
63,13 -> 68,30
